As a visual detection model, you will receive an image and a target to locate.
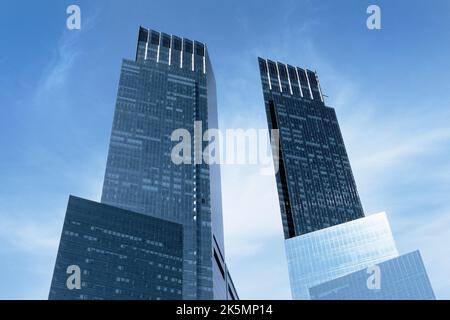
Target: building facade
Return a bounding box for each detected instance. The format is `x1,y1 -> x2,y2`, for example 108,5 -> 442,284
258,58 -> 364,238
100,27 -> 235,300
258,58 -> 435,301
285,212 -> 399,299
309,251 -> 436,300
49,196 -> 183,300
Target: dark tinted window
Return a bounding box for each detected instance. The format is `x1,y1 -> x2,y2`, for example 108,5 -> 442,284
287,65 -> 298,82
172,36 -> 182,51
259,58 -> 267,74
278,63 -> 288,80
150,31 -> 160,45
183,39 -> 193,53
195,42 -> 205,56
267,60 -> 278,78
307,70 -> 318,87
161,33 -> 171,48
297,67 -> 308,87
138,27 -> 148,42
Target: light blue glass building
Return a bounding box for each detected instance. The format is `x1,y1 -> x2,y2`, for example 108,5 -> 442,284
285,212 -> 399,300
309,251 -> 436,300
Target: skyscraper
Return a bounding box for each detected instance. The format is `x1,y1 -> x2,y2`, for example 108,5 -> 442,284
100,27 -> 236,300
258,58 -> 435,300
257,58 -> 364,239
50,27 -> 237,300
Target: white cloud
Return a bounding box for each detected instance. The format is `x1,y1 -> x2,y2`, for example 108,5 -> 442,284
33,32 -> 82,106
33,14 -> 97,107
222,165 -> 282,259
0,214 -> 62,300
340,104 -> 450,174
0,215 -> 61,255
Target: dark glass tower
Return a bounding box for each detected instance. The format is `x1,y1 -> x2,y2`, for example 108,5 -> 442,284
101,27 -> 236,300
258,58 -> 435,301
258,58 -> 364,238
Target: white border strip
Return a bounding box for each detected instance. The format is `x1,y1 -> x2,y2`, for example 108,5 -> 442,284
295,68 -> 303,98
316,72 -> 324,102
285,65 -> 293,95
305,69 -> 314,99
180,39 -> 184,68
275,62 -> 283,93
265,59 -> 272,90
144,29 -> 149,60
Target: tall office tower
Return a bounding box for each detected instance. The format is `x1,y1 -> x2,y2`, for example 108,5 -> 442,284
257,58 -> 364,239
101,27 -> 236,300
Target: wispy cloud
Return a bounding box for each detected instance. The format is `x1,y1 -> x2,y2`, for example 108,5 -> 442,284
33,31 -> 82,107
33,13 -> 97,107
222,166 -> 281,257
355,127 -> 450,171
0,215 -> 61,255
0,213 -> 63,300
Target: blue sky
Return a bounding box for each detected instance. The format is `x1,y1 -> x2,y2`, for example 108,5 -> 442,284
1,0 -> 450,299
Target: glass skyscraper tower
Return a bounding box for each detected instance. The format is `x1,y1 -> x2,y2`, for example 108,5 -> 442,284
100,27 -> 236,300
258,58 -> 364,239
50,27 -> 237,300
258,58 -> 434,300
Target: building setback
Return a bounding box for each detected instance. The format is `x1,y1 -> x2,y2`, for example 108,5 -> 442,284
49,196 -> 183,300
309,251 -> 436,300
285,212 -> 399,299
